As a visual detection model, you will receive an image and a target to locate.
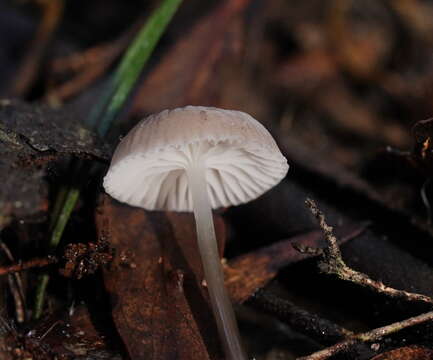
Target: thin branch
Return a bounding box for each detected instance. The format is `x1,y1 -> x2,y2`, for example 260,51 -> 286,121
0,241 -> 26,323
305,198 -> 433,305
248,289 -> 353,345
299,310 -> 433,360
0,256 -> 57,277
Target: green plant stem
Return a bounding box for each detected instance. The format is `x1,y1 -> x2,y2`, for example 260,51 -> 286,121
34,187 -> 79,319
33,0 -> 183,319
50,188 -> 80,249
90,0 -> 183,136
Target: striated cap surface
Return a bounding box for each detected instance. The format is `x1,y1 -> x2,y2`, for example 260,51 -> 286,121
103,106 -> 289,211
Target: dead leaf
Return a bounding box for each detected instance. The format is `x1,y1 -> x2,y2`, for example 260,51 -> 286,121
0,305 -> 120,360
314,82 -> 408,148
326,0 -> 393,79
225,224 -> 366,304
95,194 -> 227,360
370,346 -> 433,360
131,0 -> 252,115
274,49 -> 338,93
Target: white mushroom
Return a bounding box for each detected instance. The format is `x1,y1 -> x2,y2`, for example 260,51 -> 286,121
103,106 -> 289,360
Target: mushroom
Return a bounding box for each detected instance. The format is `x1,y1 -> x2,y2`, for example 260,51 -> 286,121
103,106 -> 289,360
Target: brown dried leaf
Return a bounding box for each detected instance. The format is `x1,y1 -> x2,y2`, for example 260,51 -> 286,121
95,195 -> 227,360
2,305 -> 119,360
37,307 -> 112,359
314,82 -> 408,148
326,1 -> 393,79
225,224 -> 366,304
370,346 -> 433,360
274,49 -> 338,93
131,0 -> 252,115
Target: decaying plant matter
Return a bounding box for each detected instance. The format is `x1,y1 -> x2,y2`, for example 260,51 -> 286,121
305,198 -> 433,306
2,0 -> 433,359
298,199 -> 433,359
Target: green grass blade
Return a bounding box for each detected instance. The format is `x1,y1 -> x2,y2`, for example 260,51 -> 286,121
34,187 -> 79,319
90,0 -> 183,135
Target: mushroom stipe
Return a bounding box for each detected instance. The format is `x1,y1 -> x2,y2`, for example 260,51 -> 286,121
103,106 -> 289,360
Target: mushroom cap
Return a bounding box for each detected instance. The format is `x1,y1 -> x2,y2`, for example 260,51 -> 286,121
103,106 -> 289,211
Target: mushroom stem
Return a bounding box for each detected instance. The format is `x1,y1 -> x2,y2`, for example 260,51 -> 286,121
187,165 -> 247,360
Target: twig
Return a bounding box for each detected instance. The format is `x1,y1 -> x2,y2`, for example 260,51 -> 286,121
0,256 -> 57,277
299,310 -> 433,360
0,241 -> 26,323
305,198 -> 433,305
248,289 -> 353,345
7,276 -> 25,324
